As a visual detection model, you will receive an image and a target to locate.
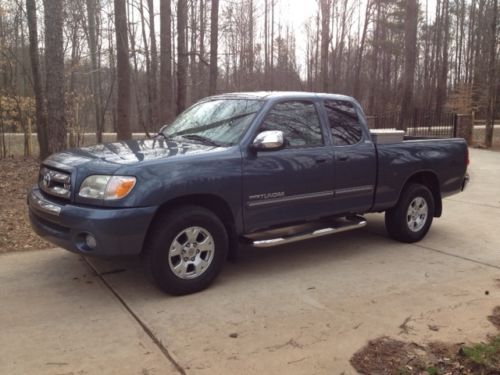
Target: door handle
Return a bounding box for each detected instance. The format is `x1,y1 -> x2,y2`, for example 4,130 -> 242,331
337,153 -> 349,162
315,157 -> 327,164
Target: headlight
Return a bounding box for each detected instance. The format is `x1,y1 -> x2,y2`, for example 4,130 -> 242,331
78,175 -> 136,200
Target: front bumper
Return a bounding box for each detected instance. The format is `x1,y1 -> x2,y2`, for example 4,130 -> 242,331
28,188 -> 157,257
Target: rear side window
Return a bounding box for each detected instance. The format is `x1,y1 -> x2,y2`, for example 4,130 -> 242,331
324,100 -> 362,146
260,101 -> 323,148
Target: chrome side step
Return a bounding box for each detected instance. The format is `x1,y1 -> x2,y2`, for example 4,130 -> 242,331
245,215 -> 367,248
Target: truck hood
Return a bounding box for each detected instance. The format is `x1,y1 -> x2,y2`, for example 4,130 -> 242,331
43,138 -> 224,170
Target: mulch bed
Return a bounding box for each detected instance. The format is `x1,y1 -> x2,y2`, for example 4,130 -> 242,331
0,157 -> 51,253
351,306 -> 500,375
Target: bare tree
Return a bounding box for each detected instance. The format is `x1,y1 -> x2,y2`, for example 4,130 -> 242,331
86,0 -> 104,143
248,0 -> 254,74
399,0 -> 419,129
485,0 -> 498,147
435,0 -> 450,119
264,0 -> 269,82
270,0 -> 275,88
26,0 -> 48,159
177,0 -> 188,113
2,0 -> 500,158
138,0 -> 155,132
320,0 -> 330,92
43,0 -> 67,153
160,0 -> 173,122
147,0 -> 159,127
209,0 -> 219,95
353,0 -> 373,99
114,0 -> 131,140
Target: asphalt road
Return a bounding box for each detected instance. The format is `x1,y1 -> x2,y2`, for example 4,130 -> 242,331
1,148 -> 499,374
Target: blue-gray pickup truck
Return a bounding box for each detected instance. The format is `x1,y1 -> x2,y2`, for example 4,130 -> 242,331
28,92 -> 469,295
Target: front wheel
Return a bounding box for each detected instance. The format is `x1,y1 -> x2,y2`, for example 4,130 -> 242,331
385,183 -> 435,243
143,206 -> 228,295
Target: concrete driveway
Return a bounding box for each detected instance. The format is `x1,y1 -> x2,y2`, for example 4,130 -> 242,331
1,148 -> 499,374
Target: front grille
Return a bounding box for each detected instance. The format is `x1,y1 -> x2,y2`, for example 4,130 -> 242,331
39,166 -> 71,199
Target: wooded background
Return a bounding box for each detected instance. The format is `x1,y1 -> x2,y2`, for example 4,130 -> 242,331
0,0 -> 498,159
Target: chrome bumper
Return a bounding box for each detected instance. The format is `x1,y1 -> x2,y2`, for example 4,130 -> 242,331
28,188 -> 63,216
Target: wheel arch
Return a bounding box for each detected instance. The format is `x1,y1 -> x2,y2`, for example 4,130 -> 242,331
400,171 -> 442,217
143,194 -> 238,256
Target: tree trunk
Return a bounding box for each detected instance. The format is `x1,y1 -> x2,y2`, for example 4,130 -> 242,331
314,9 -> 320,91
368,0 -> 381,114
129,5 -> 147,137
485,0 -> 498,147
198,0 -> 206,96
209,0 -> 219,95
177,0 -> 188,113
139,0 -> 154,132
320,0 -> 330,92
264,0 -> 269,84
43,0 -> 67,154
248,0 -> 254,75
160,0 -> 173,122
270,0 -> 275,89
399,0 -> 418,130
353,0 -> 372,100
148,0 -> 159,128
86,0 -> 104,143
189,0 -> 198,103
26,0 -> 48,159
435,0 -> 449,119
114,0 -> 131,140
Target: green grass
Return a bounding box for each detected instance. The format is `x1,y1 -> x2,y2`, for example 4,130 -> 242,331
461,335 -> 500,370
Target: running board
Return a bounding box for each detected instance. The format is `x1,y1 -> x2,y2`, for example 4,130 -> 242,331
245,215 -> 367,248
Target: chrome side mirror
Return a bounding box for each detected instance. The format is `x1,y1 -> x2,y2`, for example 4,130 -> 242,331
252,130 -> 285,151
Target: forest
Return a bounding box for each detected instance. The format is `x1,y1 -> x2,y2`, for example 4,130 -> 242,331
0,0 -> 498,159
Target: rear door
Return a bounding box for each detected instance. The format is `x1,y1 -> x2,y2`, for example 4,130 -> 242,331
323,100 -> 377,214
242,100 -> 335,232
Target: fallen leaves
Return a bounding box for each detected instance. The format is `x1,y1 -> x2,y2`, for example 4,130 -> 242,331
0,157 -> 50,253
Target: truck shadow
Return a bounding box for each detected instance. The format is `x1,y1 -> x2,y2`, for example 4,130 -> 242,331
85,213 -> 401,298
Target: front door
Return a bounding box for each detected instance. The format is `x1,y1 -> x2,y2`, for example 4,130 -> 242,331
242,100 -> 335,233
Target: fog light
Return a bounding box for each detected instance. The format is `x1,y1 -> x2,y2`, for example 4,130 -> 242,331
85,234 -> 97,250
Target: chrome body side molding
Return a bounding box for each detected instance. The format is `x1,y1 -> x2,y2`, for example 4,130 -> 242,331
247,190 -> 334,207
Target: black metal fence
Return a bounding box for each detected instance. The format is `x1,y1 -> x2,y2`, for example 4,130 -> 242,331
366,109 -> 458,138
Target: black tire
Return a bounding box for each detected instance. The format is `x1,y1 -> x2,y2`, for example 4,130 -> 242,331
385,183 -> 435,243
143,205 -> 228,295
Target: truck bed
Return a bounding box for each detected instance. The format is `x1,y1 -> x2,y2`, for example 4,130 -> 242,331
371,137 -> 468,212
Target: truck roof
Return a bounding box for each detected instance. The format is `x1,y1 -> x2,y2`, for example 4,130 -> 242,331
205,91 -> 356,102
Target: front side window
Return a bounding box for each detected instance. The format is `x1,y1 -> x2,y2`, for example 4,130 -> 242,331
324,100 -> 363,146
259,101 -> 323,148
162,99 -> 263,146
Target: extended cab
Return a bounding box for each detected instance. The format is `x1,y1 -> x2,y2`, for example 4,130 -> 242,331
28,92 -> 469,295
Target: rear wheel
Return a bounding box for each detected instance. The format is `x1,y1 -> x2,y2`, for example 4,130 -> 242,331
143,206 -> 228,295
385,183 -> 435,243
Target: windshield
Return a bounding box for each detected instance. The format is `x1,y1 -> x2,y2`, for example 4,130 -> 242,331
161,99 -> 263,146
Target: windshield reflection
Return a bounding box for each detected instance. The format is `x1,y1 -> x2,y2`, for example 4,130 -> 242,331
161,99 -> 263,146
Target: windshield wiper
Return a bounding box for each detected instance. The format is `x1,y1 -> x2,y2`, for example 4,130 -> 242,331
181,134 -> 224,147
156,132 -> 171,140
